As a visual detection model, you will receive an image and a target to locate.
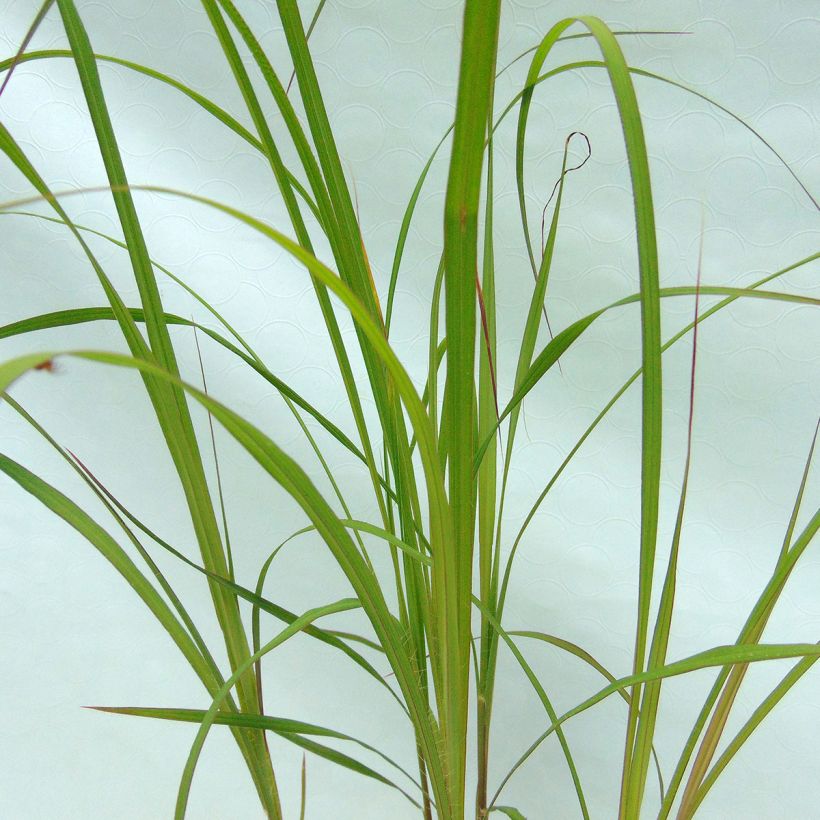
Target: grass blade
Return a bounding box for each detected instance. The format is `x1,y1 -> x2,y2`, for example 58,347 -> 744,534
0,344 -> 449,811
690,649 -> 819,815
50,6 -> 278,805
93,706 -> 424,801
2,394 -> 230,692
73,465 -> 404,710
489,633 -> 820,811
627,219 -> 705,813
0,452 -> 248,726
0,0 -> 55,99
173,598 -> 360,819
491,808 -> 527,820
667,420 -> 820,817
438,3 -> 502,812
299,754 -> 307,820
473,599 -> 589,819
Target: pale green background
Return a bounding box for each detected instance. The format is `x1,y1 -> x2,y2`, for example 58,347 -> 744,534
1,0 -> 818,817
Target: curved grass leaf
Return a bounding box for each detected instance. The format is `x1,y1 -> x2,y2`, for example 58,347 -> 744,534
0,303 -> 365,461
690,648 -> 819,815
0,0 -> 55,99
509,630 -> 665,802
92,705 -> 424,803
473,599 -> 589,819
517,31 -> 663,798
489,635 -> 820,811
663,422 -> 820,818
491,808 -> 527,820
473,281 -> 818,471
197,1 -> 392,540
0,344 -> 447,813
498,253 -> 818,606
46,7 -> 279,808
2,394 -> 230,697
0,451 -> 276,780
172,597 -> 360,819
628,229 -> 704,814
0,49 -> 322,220
69,463 -> 405,712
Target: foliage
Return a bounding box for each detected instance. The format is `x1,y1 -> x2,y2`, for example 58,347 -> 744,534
1,2 -> 817,818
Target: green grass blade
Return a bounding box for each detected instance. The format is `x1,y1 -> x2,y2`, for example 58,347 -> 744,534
667,422 -> 820,817
249,517 -> 430,698
0,126 -> 152,360
497,59 -> 817,212
198,2 -> 378,534
0,182 -> 451,595
0,50 -> 321,219
437,3 -> 502,812
0,300 -> 369,470
499,129 -> 577,506
274,0 -> 383,327
473,279 -> 818,471
496,253 -> 818,597
777,418 -> 819,561
192,327 -> 234,580
213,0 -> 398,538
477,126 -> 581,815
7,279 -> 812,483
476,84 -> 500,816
268,732 -> 422,809
0,51 -> 254,148
542,27 -> 664,811
174,598 -> 360,819
71,465 -> 404,711
0,345 -> 449,809
4,11 -> 815,814
496,30 -> 687,77
627,66 -> 818,211
0,449 -> 283,789
473,599 -> 589,819
270,0 -> 408,507
200,0 -> 308,244
386,138 -> 450,335
690,649 -> 819,815
284,0 -> 327,95
491,808 -> 527,820
50,8 -> 276,802
2,199 -> 409,521
489,635 -> 820,811
511,632 -> 633,705
375,31 -> 816,358
94,706 -> 425,801
0,0 -> 55,99
1,203 -> 391,564
511,629 -> 666,803
54,0 -> 181,377
2,394 -> 229,694
0,442 -> 288,803
299,754 -> 306,820
0,451 -> 213,682
628,226 -> 704,813
427,259 -> 446,444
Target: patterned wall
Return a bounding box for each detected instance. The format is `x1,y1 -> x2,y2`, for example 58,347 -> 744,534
1,1 -> 818,817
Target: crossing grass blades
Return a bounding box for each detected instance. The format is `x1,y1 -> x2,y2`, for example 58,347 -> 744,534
1,1 -> 818,818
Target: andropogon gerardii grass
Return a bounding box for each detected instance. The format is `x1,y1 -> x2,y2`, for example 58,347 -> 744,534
1,1 -> 818,818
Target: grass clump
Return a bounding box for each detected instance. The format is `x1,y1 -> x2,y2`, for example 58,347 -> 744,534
0,2 -> 817,817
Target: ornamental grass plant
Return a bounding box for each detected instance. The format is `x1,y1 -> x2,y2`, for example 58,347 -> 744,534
0,1 -> 818,818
